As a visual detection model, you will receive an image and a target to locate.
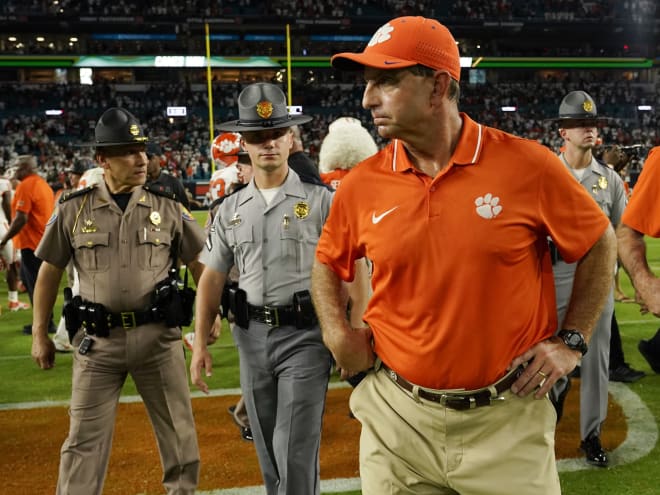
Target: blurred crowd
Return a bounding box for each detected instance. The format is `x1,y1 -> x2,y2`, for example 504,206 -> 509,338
0,74 -> 657,189
1,0 -> 657,20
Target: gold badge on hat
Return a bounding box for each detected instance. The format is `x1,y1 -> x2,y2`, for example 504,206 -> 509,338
149,211 -> 161,226
81,219 -> 97,233
294,201 -> 310,219
256,101 -> 273,119
583,101 -> 593,113
129,124 -> 140,136
598,176 -> 608,189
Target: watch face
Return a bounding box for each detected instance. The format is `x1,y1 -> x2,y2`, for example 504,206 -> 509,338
567,333 -> 580,346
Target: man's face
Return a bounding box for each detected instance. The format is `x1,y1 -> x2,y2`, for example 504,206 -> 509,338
146,154 -> 161,179
98,145 -> 148,192
241,128 -> 293,173
69,172 -> 82,189
237,162 -> 253,184
361,67 -> 436,140
560,120 -> 599,151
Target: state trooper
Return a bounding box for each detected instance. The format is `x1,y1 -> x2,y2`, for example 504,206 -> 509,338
549,91 -> 627,467
190,83 -> 339,495
31,107 -> 206,495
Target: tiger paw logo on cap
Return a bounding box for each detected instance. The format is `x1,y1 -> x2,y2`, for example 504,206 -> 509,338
256,101 -> 273,119
368,23 -> 394,46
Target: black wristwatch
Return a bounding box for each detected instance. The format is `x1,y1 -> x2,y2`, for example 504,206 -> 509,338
557,329 -> 588,356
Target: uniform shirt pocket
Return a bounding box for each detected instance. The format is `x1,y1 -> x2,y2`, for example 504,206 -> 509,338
72,232 -> 111,272
280,222 -> 319,273
136,230 -> 172,270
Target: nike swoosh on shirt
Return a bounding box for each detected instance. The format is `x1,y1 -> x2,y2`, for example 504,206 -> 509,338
371,206 -> 399,224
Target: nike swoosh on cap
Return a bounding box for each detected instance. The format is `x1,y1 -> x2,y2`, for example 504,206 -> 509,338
383,60 -> 401,65
371,206 -> 399,224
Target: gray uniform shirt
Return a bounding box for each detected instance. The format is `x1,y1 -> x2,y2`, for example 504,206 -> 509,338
560,154 -> 626,231
201,169 -> 333,306
553,154 -> 626,276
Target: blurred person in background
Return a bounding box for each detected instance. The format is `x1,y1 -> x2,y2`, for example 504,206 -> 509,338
0,166 -> 30,312
288,124 -> 324,182
598,144 -> 645,383
146,142 -> 190,209
0,155 -> 55,334
208,132 -> 242,202
617,146 -> 660,375
184,146 -> 255,442
318,116 -> 378,190
312,16 -> 616,494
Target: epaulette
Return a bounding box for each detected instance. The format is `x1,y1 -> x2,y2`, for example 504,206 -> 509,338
59,185 -> 96,204
143,183 -> 177,200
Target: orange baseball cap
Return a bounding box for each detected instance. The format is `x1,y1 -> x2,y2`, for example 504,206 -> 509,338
331,16 -> 461,81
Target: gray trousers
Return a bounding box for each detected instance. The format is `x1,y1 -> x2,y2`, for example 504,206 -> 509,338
552,260 -> 613,439
233,320 -> 332,495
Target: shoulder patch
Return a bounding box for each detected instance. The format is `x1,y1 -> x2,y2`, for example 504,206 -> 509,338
59,185 -> 96,204
143,183 -> 177,200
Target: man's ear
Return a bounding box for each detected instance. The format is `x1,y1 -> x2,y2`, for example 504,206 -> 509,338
432,71 -> 451,101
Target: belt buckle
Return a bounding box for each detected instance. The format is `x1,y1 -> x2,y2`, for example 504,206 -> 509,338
120,311 -> 136,329
440,394 -> 474,410
263,306 -> 279,327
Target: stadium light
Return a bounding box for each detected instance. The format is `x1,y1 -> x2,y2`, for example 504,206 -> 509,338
637,105 -> 652,111
501,106 -> 517,112
45,109 -> 64,116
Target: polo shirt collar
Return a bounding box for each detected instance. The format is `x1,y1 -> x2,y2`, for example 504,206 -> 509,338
390,113 -> 484,172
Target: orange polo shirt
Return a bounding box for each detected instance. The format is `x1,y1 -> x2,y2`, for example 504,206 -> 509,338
320,169 -> 350,190
621,146 -> 660,237
316,114 -> 609,390
12,173 -> 55,251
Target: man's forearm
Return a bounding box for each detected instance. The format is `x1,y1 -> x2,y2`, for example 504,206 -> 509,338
617,223 -> 654,292
193,268 -> 225,347
311,259 -> 352,349
33,262 -> 64,336
562,225 -> 617,342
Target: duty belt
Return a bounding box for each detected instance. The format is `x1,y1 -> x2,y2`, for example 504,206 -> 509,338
247,304 -> 296,327
381,362 -> 524,410
97,309 -> 159,331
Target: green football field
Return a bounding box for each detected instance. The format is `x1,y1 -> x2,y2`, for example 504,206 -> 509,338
0,209 -> 658,494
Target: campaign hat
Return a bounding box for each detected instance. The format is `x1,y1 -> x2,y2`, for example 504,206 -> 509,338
331,16 -> 462,81
217,83 -> 312,132
550,91 -> 609,124
78,107 -> 148,147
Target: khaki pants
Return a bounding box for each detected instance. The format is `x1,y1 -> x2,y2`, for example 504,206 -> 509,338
351,366 -> 561,495
57,323 -> 199,495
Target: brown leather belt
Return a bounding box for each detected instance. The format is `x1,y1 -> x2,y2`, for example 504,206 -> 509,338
381,362 -> 524,410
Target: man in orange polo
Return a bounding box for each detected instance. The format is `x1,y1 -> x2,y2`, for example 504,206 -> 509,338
311,16 -> 617,494
0,155 -> 54,334
618,146 -> 660,371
